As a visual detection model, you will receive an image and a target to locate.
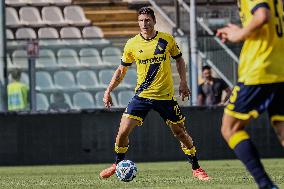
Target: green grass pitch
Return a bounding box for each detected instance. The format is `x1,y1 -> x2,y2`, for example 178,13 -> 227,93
0,159 -> 283,189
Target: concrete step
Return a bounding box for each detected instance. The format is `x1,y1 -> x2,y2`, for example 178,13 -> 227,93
85,10 -> 138,22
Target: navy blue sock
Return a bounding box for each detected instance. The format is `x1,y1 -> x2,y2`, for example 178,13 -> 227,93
115,153 -> 125,164
234,139 -> 273,188
186,155 -> 200,170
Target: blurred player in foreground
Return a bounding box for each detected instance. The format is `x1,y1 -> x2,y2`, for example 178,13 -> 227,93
99,7 -> 210,181
217,0 -> 284,187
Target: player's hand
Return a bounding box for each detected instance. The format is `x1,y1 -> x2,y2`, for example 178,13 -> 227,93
216,23 -> 244,43
179,81 -> 191,101
103,91 -> 113,109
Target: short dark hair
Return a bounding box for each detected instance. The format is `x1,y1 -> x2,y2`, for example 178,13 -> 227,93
202,65 -> 211,72
138,7 -> 156,21
11,69 -> 21,81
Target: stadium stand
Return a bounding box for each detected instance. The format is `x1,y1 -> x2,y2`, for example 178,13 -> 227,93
73,91 -> 95,109
117,90 -> 134,107
36,93 -> 49,111
50,92 -> 73,108
76,70 -> 101,90
19,6 -> 46,27
15,27 -> 37,39
36,49 -> 58,69
94,90 -> 118,108
6,7 -> 24,28
41,6 -> 69,26
57,48 -> 81,68
79,48 -> 103,67
36,71 -> 56,92
101,46 -> 122,65
11,49 -> 28,69
53,70 -> 79,91
63,5 -> 91,26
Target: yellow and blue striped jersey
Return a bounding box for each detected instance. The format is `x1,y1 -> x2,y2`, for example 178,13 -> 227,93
121,31 -> 182,100
238,0 -> 284,85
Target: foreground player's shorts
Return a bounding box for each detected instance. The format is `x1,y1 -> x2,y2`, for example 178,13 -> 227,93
225,82 -> 284,122
123,95 -> 185,126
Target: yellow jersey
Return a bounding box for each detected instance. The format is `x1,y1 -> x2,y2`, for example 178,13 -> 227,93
238,0 -> 284,85
121,31 -> 182,100
7,82 -> 29,111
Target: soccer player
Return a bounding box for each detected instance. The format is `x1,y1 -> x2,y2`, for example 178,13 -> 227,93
216,0 -> 284,187
99,7 -> 210,181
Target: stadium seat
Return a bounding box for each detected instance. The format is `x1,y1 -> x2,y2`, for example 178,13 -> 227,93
38,27 -> 59,39
60,27 -> 89,46
36,49 -> 58,69
15,27 -> 37,39
6,7 -> 24,28
64,6 -> 91,26
36,93 -> 49,111
98,69 -> 115,86
76,70 -> 102,90
73,92 -> 95,109
82,26 -> 110,46
102,47 -> 122,65
50,0 -> 72,6
6,54 -> 14,69
6,0 -> 28,6
79,48 -> 103,67
82,26 -> 104,38
60,27 -> 82,38
6,29 -> 18,48
117,90 -> 135,107
57,48 -> 80,68
53,70 -> 79,91
42,6 -> 69,26
19,7 -> 46,27
50,93 -> 73,109
28,0 -> 50,6
94,91 -> 118,108
6,29 -> 14,39
38,27 -> 66,47
123,69 -> 137,88
36,71 -> 55,91
11,50 -> 28,69
20,72 -> 29,85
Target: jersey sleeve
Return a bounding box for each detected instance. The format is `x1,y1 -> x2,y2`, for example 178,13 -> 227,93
169,35 -> 182,59
121,40 -> 134,67
248,0 -> 270,14
197,84 -> 204,96
220,79 -> 229,90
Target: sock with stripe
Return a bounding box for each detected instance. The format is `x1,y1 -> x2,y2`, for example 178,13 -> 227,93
114,143 -> 129,165
229,131 -> 274,188
182,146 -> 200,170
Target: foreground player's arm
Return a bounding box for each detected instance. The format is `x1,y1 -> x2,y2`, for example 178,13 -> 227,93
103,65 -> 128,108
176,57 -> 191,101
216,7 -> 270,43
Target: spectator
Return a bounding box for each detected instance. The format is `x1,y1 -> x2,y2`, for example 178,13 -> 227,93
7,69 -> 29,111
48,92 -> 70,111
197,65 -> 231,106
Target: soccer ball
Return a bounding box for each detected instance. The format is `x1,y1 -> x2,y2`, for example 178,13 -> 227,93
115,160 -> 137,182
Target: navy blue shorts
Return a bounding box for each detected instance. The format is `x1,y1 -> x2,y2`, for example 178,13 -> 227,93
225,82 -> 284,122
123,96 -> 185,126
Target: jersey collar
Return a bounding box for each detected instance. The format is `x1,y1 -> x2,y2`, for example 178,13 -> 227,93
140,31 -> 158,41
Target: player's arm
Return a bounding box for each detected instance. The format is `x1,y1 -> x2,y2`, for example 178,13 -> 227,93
103,65 -> 128,108
216,7 -> 271,43
175,56 -> 191,101
221,87 -> 232,105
